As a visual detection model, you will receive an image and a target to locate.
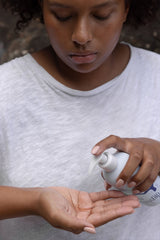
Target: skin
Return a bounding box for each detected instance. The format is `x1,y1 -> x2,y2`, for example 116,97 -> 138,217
37,187 -> 140,234
0,186 -> 140,234
33,0 -> 130,90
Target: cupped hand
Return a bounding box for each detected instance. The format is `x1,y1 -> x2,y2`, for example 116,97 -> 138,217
92,135 -> 160,193
36,186 -> 140,234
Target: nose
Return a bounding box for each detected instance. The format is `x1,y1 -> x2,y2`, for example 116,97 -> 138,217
72,18 -> 92,46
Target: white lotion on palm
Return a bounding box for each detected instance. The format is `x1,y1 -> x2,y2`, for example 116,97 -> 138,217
89,151 -> 160,206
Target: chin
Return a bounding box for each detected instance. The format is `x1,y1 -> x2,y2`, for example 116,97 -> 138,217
69,64 -> 100,74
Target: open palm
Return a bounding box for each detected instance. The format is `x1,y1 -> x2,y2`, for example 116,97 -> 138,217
37,186 -> 140,234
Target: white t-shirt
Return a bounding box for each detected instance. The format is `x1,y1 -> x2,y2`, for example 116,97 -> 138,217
0,44 -> 160,240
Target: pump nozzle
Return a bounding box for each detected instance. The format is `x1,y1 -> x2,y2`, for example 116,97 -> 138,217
89,151 -> 117,175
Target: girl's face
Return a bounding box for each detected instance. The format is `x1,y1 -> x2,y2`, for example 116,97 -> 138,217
42,0 -> 129,73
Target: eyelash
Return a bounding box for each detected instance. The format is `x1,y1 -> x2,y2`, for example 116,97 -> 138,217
51,11 -> 71,21
53,12 -> 112,22
93,14 -> 111,21
55,15 -> 72,22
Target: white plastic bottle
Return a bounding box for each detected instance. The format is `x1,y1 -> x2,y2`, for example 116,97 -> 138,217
89,151 -> 160,206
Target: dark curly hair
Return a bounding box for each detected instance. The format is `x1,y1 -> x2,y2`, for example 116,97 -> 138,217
1,0 -> 160,30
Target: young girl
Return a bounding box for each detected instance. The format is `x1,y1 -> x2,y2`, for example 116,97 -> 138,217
0,0 -> 160,239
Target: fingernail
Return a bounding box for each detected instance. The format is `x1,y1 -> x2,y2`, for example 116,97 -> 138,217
133,190 -> 140,194
84,227 -> 96,234
91,146 -> 100,155
116,179 -> 125,188
128,181 -> 136,188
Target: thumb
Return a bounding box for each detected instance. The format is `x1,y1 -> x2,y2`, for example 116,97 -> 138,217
91,135 -> 125,155
54,211 -> 95,234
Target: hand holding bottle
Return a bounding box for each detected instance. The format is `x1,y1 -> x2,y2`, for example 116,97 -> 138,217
91,135 -> 160,193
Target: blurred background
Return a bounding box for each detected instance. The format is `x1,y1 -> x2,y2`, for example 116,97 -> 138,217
0,6 -> 160,64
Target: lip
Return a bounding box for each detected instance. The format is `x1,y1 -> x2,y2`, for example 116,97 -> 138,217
69,52 -> 97,64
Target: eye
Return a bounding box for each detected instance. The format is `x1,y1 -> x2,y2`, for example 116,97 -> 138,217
93,13 -> 112,21
93,9 -> 114,21
52,12 -> 72,22
55,15 -> 72,22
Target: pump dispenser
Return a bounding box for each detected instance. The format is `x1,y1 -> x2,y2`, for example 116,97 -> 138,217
89,151 -> 160,206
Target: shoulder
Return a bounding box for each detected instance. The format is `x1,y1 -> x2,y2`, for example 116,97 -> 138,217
0,55 -> 28,88
130,45 -> 160,66
0,54 -> 33,76
0,54 -> 37,109
127,45 -> 160,81
0,54 -> 40,93
126,45 -> 160,97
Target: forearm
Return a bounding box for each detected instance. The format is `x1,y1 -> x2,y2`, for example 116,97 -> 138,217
0,186 -> 41,220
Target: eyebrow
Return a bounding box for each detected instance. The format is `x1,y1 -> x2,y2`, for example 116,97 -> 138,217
48,2 -> 72,8
49,1 -> 117,9
92,1 -> 118,9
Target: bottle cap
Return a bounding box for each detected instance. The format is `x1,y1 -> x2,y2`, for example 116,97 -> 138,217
99,152 -> 117,172
88,151 -> 117,175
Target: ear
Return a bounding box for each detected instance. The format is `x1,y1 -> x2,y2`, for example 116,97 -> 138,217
123,0 -> 130,23
123,5 -> 130,23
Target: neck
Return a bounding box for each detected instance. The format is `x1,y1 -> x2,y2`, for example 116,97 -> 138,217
54,55 -> 114,91
32,43 -> 130,91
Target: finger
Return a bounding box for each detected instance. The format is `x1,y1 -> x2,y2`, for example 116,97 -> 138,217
101,171 -> 105,180
89,190 -> 125,202
89,195 -> 140,227
104,181 -> 112,190
93,195 -> 140,209
88,205 -> 136,227
129,156 -> 154,187
91,135 -> 126,155
108,196 -> 140,208
83,226 -> 96,234
133,171 -> 158,193
53,210 -> 94,234
117,150 -> 143,185
91,202 -> 140,217
101,172 -> 112,190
